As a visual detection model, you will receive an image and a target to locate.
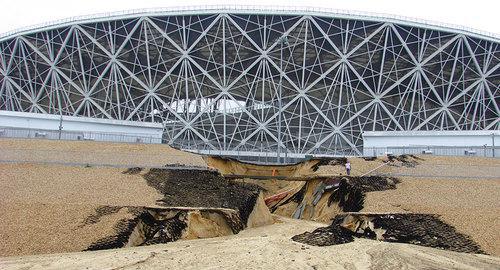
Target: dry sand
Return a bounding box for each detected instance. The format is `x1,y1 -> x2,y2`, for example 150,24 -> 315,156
0,163 -> 162,257
0,138 -> 207,167
362,177 -> 500,256
233,156 -> 500,256
1,138 -> 499,265
314,155 -> 500,178
0,163 -> 162,206
1,217 -> 499,270
0,202 -> 135,256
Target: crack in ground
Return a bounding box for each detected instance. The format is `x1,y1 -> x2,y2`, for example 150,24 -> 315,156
110,251 -> 159,270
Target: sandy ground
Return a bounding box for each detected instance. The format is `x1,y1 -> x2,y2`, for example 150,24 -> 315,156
0,138 -> 207,167
235,178 -> 300,197
1,217 -> 499,270
1,138 -> 499,263
314,155 -> 500,178
0,163 -> 162,256
235,156 -> 500,256
363,177 -> 500,256
0,163 -> 161,206
313,156 -> 500,256
0,162 -> 268,257
0,202 -> 135,256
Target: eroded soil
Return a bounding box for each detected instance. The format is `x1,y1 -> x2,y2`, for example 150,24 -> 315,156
293,214 -> 486,254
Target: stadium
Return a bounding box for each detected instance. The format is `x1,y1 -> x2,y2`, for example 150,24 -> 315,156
0,7 -> 499,159
1,6 -> 500,268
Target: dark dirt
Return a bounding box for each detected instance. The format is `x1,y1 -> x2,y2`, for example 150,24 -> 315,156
79,206 -> 123,227
86,207 -> 145,251
85,207 -> 245,251
347,176 -> 400,192
367,214 -> 485,254
292,214 -> 485,254
387,154 -> 423,167
328,179 -> 365,212
140,211 -> 188,245
270,175 -> 399,213
85,209 -> 187,251
163,163 -> 207,169
85,168 -> 261,252
122,167 -> 143,175
292,218 -> 354,246
143,168 -> 262,225
311,157 -> 348,171
327,175 -> 400,212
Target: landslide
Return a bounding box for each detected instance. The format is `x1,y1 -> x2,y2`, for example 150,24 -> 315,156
269,175 -> 401,222
143,168 -> 262,225
292,213 -> 486,254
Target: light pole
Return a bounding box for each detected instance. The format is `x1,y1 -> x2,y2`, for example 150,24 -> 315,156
58,114 -> 63,140
493,133 -> 496,158
278,35 -> 288,164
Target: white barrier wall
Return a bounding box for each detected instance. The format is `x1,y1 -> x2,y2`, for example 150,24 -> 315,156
0,110 -> 163,143
362,131 -> 499,156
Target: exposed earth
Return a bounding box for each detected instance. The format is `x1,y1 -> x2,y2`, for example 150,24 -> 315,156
2,218 -> 500,270
0,138 -> 499,269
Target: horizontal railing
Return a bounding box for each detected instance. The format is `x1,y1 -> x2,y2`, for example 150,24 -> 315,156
364,146 -> 499,158
1,5 -> 498,41
1,127 -> 498,164
0,127 -> 162,144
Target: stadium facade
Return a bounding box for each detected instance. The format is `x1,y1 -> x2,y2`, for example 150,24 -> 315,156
0,7 -> 499,159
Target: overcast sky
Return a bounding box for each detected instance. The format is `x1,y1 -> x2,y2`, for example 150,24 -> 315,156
1,0 -> 498,36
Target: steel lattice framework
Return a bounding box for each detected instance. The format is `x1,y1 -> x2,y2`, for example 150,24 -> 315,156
0,9 -> 499,158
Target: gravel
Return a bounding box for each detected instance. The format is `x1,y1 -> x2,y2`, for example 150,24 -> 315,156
362,176 -> 500,256
0,138 -> 207,167
1,138 -> 498,257
0,162 -> 162,257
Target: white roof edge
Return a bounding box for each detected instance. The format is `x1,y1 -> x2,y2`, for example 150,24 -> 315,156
363,130 -> 500,136
0,5 -> 499,43
0,110 -> 163,129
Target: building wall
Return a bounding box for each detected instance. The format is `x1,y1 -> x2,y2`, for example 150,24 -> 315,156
362,131 -> 500,156
0,110 -> 163,143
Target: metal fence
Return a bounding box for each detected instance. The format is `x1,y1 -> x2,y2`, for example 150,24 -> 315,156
1,127 -> 499,162
0,127 -> 162,144
363,146 -> 499,158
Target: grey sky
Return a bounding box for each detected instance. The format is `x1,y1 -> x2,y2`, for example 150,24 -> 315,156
0,0 -> 498,36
